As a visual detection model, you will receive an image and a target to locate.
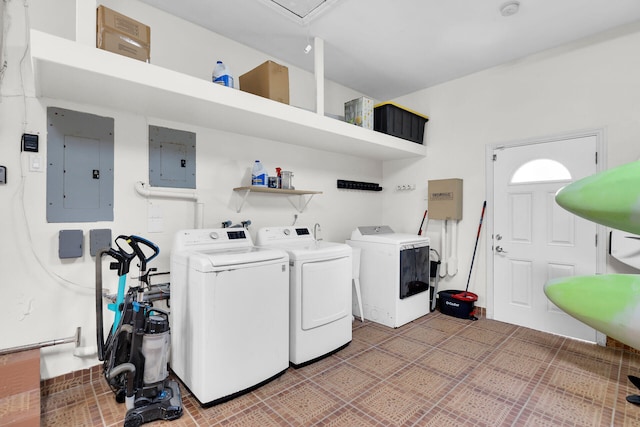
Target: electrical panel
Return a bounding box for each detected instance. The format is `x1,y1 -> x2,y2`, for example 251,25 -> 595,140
90,228 -> 112,256
149,125 -> 196,189
58,229 -> 83,259
428,178 -> 463,220
46,107 -> 114,223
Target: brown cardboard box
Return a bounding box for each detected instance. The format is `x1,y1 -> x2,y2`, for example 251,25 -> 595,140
239,61 -> 289,104
97,5 -> 150,62
428,179 -> 463,220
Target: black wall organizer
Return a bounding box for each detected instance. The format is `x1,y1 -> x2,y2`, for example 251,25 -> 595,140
337,179 -> 383,191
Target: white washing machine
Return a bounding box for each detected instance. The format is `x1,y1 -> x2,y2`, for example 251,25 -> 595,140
347,225 -> 430,328
255,226 -> 352,367
170,228 -> 289,406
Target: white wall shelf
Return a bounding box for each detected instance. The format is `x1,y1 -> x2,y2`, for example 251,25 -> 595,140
233,186 -> 322,213
30,30 -> 427,162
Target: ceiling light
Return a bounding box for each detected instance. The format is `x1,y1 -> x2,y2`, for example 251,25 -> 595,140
500,1 -> 520,17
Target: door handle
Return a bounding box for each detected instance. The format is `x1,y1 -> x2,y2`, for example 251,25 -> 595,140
495,246 -> 508,253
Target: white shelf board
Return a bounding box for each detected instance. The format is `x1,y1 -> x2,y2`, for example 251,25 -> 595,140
232,186 -> 322,212
30,30 -> 426,161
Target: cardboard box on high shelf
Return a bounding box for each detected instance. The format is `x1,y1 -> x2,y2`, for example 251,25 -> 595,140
345,97 -> 374,130
239,60 -> 290,104
97,5 -> 150,62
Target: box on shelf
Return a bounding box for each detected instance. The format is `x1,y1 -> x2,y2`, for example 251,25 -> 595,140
344,97 -> 374,130
97,5 -> 150,62
374,102 -> 428,144
239,60 -> 289,104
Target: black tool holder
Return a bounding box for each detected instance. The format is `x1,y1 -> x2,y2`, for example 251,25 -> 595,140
96,235 -> 183,427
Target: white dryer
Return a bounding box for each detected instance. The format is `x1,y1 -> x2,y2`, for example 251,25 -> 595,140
170,228 -> 289,406
256,226 -> 352,367
347,225 -> 430,328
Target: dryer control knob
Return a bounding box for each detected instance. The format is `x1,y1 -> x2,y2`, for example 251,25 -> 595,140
283,229 -> 290,236
209,231 -> 219,240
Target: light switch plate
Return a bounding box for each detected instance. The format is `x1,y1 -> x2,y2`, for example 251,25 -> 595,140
29,154 -> 43,172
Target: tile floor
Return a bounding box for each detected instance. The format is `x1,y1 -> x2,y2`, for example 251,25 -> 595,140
40,312 -> 640,426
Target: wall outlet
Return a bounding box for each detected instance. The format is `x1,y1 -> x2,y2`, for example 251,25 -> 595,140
396,184 -> 416,191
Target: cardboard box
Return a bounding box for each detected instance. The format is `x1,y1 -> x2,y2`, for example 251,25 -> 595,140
428,178 -> 463,220
345,97 -> 374,130
97,5 -> 150,62
239,61 -> 289,104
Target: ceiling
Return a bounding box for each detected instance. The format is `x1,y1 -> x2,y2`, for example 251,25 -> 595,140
139,0 -> 640,100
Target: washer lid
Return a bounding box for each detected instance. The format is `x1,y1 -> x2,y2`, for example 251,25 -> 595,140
350,226 -> 430,245
269,240 -> 352,261
193,246 -> 287,269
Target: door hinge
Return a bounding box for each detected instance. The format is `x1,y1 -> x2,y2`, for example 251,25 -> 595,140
595,234 -> 598,246
595,152 -> 598,164
493,154 -> 497,161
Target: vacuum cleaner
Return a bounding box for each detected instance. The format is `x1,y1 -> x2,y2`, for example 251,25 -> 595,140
96,235 -> 183,427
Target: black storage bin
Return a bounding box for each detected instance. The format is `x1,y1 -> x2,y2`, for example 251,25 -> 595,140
374,102 -> 429,144
438,289 -> 476,319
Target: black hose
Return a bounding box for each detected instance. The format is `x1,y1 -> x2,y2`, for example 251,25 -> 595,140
95,247 -> 111,361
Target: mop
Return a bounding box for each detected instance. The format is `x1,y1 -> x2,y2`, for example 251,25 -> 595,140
453,201 -> 486,303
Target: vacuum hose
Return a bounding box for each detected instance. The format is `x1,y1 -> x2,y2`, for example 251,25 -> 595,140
95,247 -> 110,361
106,362 -> 137,410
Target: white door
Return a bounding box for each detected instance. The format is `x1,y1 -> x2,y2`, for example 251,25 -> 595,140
493,136 -> 598,341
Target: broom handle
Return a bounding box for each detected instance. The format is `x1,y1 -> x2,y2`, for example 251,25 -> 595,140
418,210 -> 427,235
464,201 -> 487,293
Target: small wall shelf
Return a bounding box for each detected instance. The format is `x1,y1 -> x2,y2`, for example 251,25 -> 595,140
233,186 -> 323,213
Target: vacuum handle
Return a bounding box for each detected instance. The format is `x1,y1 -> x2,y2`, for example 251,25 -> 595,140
124,235 -> 160,272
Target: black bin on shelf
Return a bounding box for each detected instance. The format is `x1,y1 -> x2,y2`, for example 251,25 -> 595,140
374,102 -> 429,144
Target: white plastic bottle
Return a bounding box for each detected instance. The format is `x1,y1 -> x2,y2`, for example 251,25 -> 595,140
251,160 -> 268,187
212,61 -> 234,88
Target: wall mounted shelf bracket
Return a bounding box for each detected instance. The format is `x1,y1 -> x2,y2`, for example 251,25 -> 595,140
233,186 -> 322,213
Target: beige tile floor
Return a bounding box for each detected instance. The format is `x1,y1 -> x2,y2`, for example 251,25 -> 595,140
40,312 -> 640,426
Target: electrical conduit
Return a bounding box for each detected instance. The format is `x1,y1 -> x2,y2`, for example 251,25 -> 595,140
134,182 -> 203,228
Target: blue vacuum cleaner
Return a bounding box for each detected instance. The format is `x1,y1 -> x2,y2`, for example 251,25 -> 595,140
96,235 -> 183,427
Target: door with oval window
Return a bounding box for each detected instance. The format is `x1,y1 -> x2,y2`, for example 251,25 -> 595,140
493,135 -> 598,341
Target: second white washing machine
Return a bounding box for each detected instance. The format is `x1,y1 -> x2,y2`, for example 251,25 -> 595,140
256,226 -> 352,367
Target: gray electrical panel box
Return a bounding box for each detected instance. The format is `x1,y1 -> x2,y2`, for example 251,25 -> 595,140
59,229 -> 83,258
46,107 -> 114,223
90,228 -> 112,256
149,125 -> 196,189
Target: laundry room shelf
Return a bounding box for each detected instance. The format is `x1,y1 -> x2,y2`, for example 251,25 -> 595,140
30,30 -> 426,161
233,186 -> 322,213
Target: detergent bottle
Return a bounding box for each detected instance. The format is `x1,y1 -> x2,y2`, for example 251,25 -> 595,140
251,160 -> 268,187
212,61 -> 234,88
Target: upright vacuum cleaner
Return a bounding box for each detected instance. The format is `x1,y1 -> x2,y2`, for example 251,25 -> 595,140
96,235 -> 183,427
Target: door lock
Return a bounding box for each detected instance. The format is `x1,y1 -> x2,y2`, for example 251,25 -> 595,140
496,234 -> 502,240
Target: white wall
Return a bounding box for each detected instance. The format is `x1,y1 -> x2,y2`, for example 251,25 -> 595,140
3,0 -> 639,379
0,0 -> 381,379
381,22 -> 640,308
